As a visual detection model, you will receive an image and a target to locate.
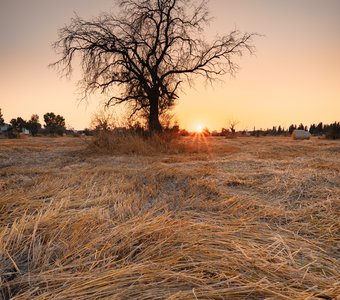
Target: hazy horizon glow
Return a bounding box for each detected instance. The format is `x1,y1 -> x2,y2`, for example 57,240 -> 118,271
1,0 -> 339,131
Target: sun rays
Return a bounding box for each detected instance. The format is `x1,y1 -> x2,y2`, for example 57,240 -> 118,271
190,128 -> 212,153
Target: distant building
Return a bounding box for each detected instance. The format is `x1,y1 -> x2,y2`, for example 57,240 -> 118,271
0,123 -> 11,132
22,128 -> 30,135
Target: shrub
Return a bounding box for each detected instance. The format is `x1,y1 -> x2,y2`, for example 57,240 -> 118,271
325,122 -> 340,140
89,129 -> 199,155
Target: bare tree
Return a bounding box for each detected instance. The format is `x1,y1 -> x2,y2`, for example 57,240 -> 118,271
228,119 -> 240,134
51,0 -> 256,133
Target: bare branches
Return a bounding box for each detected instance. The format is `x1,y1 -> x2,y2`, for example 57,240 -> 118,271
51,0 -> 257,132
161,30 -> 256,81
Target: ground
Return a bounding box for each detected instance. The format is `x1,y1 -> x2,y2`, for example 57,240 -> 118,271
0,136 -> 339,299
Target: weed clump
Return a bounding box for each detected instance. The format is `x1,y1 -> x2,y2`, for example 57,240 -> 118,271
89,129 -> 202,155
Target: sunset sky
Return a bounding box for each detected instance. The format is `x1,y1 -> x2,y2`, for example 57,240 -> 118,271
1,0 -> 339,131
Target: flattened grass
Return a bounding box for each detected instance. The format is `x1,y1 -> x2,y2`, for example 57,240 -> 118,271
0,136 -> 339,299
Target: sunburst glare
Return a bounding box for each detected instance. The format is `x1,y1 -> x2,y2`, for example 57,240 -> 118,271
196,124 -> 204,133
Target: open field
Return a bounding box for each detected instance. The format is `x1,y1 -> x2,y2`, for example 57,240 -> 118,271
0,136 -> 339,299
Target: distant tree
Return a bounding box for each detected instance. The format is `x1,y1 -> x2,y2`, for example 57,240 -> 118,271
10,117 -> 27,132
91,109 -> 122,132
27,114 -> 41,136
179,129 -> 189,136
44,112 -> 66,136
83,128 -> 94,136
202,127 -> 210,136
315,122 -> 323,135
251,126 -> 256,136
297,123 -> 305,130
229,120 -> 240,134
325,122 -> 340,140
277,125 -> 282,135
168,122 -> 180,135
309,124 -> 316,135
288,124 -> 295,134
221,128 -> 230,136
272,126 -> 277,135
0,108 -> 4,126
51,0 -> 257,133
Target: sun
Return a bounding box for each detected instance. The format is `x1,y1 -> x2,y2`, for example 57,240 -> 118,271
196,124 -> 204,133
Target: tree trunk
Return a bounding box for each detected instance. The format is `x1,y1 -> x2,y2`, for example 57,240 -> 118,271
149,95 -> 162,134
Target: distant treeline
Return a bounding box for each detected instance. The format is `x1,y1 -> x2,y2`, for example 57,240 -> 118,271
205,122 -> 339,140
235,122 -> 340,139
156,121 -> 340,140
1,108 -> 339,139
0,109 -> 66,138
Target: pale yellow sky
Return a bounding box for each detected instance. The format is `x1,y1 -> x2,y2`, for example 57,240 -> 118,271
0,0 -> 339,131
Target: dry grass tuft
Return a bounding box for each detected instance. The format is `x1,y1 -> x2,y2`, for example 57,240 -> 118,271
88,130 -> 221,156
0,136 -> 339,299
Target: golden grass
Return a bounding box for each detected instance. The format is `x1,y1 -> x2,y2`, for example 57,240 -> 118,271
89,130 -> 215,156
0,136 -> 339,299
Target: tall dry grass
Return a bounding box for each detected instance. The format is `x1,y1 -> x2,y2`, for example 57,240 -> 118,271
88,130 -> 220,156
0,136 -> 339,299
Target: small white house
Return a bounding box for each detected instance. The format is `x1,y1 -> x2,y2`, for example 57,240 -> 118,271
22,128 -> 30,135
0,123 -> 10,132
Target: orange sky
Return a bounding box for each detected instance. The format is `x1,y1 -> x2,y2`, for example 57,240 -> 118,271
1,0 -> 339,131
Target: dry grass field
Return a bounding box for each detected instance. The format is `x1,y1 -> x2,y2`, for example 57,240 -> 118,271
0,135 -> 339,299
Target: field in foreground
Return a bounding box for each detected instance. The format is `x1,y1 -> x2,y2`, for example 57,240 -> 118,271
0,136 -> 339,299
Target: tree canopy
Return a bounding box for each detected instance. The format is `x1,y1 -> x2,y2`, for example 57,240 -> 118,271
52,0 -> 256,133
10,117 -> 27,132
44,112 -> 66,136
27,114 -> 41,136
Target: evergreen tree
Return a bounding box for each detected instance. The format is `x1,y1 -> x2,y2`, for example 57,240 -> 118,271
0,108 -> 4,126
288,124 -> 296,134
325,122 -> 340,140
297,123 -> 304,130
272,126 -> 277,135
278,125 -> 282,135
315,122 -> 323,135
309,124 -> 316,135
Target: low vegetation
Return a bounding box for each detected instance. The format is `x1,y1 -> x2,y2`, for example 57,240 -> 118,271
0,136 -> 339,299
